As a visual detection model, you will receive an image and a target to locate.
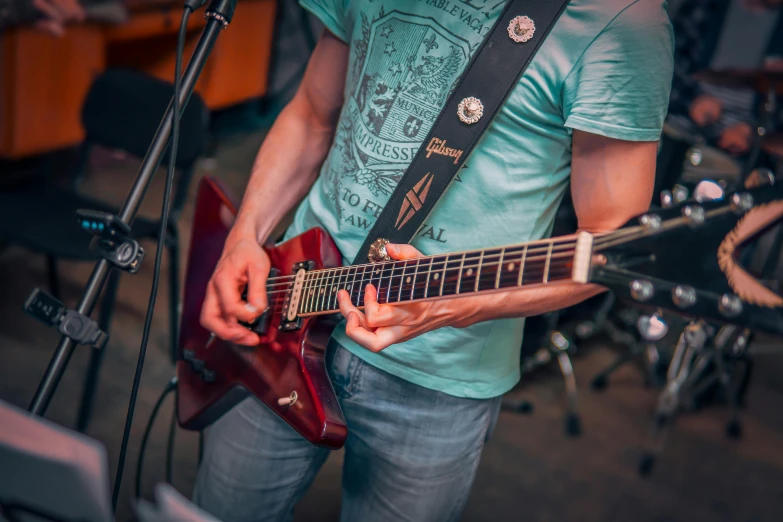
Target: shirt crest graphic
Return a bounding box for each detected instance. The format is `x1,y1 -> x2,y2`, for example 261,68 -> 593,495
325,10 -> 471,219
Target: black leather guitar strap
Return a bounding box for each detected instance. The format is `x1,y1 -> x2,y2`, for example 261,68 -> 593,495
353,0 -> 570,265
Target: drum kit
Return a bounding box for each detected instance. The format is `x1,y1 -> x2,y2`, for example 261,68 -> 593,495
510,66 -> 783,475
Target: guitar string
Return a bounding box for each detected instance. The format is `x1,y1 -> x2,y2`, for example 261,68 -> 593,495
261,241 -> 579,290
259,261 -> 574,317
262,251 -> 573,296
259,224 -> 645,287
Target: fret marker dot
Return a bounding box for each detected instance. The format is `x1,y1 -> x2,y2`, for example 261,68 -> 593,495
320,288 -> 324,294
433,273 -> 440,280
406,276 -> 412,284
466,268 -> 473,277
332,286 -> 336,292
508,263 -> 515,271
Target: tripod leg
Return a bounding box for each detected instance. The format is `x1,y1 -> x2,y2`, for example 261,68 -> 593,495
555,347 -> 581,437
640,326 -> 701,476
76,269 -> 120,433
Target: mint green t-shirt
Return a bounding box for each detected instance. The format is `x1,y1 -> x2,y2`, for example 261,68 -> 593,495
284,0 -> 674,398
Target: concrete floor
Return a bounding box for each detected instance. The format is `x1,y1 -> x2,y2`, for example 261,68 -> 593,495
2,128 -> 783,522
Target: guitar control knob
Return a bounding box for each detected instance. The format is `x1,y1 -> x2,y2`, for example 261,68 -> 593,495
672,285 -> 696,308
630,280 -> 654,302
278,391 -> 298,407
718,294 -> 743,318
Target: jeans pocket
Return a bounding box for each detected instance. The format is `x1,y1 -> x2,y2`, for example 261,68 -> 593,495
328,343 -> 363,398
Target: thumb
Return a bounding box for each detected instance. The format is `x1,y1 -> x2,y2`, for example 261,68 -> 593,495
385,243 -> 423,260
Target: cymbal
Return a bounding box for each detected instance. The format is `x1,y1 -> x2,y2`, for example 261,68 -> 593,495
763,133 -> 783,158
692,68 -> 783,95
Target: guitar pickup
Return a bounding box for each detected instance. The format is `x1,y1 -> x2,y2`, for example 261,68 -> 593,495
239,268 -> 280,335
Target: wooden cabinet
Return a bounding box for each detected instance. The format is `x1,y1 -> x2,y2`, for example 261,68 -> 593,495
0,0 -> 277,158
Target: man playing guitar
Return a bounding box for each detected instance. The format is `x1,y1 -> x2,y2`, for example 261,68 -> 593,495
194,0 -> 674,520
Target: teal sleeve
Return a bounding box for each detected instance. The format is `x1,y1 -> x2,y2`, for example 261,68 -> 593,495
563,0 -> 675,142
299,0 -> 349,43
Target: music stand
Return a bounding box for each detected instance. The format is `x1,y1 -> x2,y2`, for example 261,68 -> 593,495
0,399 -> 113,522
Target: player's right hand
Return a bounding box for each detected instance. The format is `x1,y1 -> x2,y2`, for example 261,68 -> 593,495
200,238 -> 270,346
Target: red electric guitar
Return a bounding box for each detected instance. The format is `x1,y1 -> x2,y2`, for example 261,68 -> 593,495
176,176 -> 783,449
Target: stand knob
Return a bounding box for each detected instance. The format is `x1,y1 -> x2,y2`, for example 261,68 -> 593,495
637,314 -> 668,342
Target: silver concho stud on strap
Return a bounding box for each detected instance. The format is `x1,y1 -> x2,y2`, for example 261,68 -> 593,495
508,15 -> 535,43
368,238 -> 391,263
457,96 -> 484,125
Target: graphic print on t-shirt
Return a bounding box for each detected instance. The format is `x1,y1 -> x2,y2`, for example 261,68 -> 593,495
325,7 -> 482,230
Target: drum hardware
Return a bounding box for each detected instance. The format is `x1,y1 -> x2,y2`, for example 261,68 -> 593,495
590,309 -> 672,392
504,308 -> 594,437
638,321 -> 752,476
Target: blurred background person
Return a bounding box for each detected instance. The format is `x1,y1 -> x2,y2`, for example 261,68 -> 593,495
0,0 -> 86,36
667,0 -> 783,157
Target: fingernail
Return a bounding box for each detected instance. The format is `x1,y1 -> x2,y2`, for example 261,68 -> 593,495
245,303 -> 258,314
385,244 -> 396,254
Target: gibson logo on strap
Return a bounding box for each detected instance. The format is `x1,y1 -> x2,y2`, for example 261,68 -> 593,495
395,172 -> 434,230
425,137 -> 464,165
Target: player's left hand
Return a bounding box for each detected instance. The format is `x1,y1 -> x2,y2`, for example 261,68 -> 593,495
718,122 -> 753,155
336,243 -> 478,352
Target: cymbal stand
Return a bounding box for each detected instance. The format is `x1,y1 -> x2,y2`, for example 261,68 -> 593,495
638,320 -> 707,475
503,310 -> 583,437
638,321 -> 751,476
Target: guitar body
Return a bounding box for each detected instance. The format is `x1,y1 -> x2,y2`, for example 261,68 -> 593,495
176,177 -> 347,448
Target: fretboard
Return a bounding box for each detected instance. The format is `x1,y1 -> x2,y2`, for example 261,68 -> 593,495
296,238 -> 578,316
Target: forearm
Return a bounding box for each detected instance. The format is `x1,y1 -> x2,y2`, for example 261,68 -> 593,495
229,98 -> 336,244
228,30 -> 348,246
455,282 -> 605,328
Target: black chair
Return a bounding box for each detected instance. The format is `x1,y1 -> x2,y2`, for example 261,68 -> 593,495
0,68 -> 209,432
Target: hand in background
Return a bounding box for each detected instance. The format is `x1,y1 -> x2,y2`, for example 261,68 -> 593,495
689,95 -> 723,127
718,122 -> 754,155
32,0 -> 85,36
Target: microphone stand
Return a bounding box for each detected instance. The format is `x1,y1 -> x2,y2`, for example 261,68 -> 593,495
27,0 -> 236,416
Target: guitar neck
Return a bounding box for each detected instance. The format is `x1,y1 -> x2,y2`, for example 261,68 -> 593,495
295,233 -> 593,316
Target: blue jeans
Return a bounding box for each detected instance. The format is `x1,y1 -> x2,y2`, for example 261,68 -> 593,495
192,341 -> 502,522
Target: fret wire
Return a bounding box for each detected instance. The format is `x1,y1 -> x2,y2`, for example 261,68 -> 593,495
335,266 -> 348,310
321,269 -> 331,313
424,256 -> 434,299
390,260 -> 403,304
300,273 -> 312,314
456,253 -> 466,294
350,265 -> 360,306
543,242 -> 553,283
474,250 -> 484,293
409,259 -> 419,300
517,245 -> 528,286
397,260 -> 407,302
439,254 -> 448,296
358,264 -> 369,307
383,263 -> 394,304
328,268 -> 339,311
318,269 -> 329,313
495,248 -> 505,289
325,269 -> 335,312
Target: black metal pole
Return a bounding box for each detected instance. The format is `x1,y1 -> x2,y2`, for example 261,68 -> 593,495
28,0 -> 236,416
